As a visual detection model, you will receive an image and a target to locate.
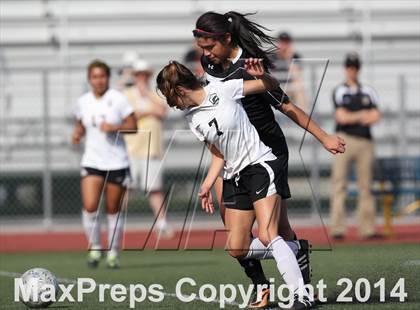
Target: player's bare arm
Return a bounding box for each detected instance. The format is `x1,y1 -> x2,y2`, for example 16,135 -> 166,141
199,143 -> 225,214
99,113 -> 137,134
71,120 -> 85,145
279,101 -> 346,154
242,58 -> 278,96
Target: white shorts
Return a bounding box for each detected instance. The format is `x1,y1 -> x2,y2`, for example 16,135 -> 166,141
129,158 -> 163,192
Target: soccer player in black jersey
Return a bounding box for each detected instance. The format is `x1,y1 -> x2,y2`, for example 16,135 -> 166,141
192,11 -> 345,309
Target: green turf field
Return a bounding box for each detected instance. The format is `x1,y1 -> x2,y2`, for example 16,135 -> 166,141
0,244 -> 419,309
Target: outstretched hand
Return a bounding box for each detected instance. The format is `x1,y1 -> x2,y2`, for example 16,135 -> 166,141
322,134 -> 346,154
198,186 -> 214,214
244,58 -> 265,78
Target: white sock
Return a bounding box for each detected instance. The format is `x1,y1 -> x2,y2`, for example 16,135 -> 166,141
82,210 -> 101,249
156,218 -> 168,230
268,236 -> 308,297
107,213 -> 124,252
246,238 -> 300,259
286,240 -> 299,256
245,237 -> 269,259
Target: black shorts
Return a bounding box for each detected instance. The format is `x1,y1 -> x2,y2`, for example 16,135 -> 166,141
81,167 -> 131,187
222,157 -> 291,211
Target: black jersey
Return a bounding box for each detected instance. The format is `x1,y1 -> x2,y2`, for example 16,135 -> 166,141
332,82 -> 379,139
201,48 -> 290,156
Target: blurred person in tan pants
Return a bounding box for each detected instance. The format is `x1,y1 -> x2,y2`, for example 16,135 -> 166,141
330,53 -> 381,240
123,59 -> 173,238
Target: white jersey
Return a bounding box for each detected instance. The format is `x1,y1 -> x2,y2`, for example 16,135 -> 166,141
185,79 -> 276,179
74,88 -> 134,170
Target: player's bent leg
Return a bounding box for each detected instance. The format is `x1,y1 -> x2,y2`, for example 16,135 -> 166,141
224,208 -> 270,309
280,200 -> 313,286
224,208 -> 254,258
81,175 -> 105,268
254,194 -> 313,308
81,175 -> 104,213
105,181 -> 128,269
218,177 -> 269,282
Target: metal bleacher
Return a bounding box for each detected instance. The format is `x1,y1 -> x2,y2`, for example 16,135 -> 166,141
0,0 -> 419,171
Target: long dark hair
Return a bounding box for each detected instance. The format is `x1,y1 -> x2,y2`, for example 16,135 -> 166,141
156,61 -> 203,107
193,11 -> 276,68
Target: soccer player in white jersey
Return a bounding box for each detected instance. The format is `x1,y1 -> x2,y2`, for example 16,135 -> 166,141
72,60 -> 137,269
156,59 -> 345,309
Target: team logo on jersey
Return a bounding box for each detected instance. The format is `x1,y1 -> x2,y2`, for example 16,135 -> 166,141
362,95 -> 371,106
209,93 -> 219,106
208,64 -> 214,70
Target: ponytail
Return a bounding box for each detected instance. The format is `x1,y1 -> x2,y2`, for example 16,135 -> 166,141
194,11 -> 276,69
156,61 -> 203,107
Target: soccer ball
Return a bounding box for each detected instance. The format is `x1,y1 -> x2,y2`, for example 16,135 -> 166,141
18,268 -> 58,308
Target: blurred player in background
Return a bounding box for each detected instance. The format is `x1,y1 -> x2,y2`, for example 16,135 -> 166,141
123,59 -> 173,238
330,52 -> 381,240
272,32 -> 308,111
157,59 -> 345,308
192,11 -> 345,308
71,59 -> 137,268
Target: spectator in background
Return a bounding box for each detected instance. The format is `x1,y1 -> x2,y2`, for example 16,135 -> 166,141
272,32 -> 308,111
123,59 -> 173,238
116,51 -> 139,90
183,43 -> 204,77
330,52 -> 381,240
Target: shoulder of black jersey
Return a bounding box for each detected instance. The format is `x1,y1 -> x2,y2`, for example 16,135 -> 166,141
200,54 -> 208,67
333,82 -> 348,93
201,55 -> 218,74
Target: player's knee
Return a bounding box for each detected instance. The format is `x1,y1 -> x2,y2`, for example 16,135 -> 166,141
258,234 -> 271,247
84,204 -> 98,213
228,248 -> 247,259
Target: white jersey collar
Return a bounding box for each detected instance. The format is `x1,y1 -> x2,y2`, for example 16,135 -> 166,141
231,47 -> 243,64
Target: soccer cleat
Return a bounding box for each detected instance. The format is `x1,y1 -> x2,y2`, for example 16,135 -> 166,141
248,287 -> 270,308
106,251 -> 120,269
296,240 -> 312,285
87,249 -> 101,269
283,294 -> 315,309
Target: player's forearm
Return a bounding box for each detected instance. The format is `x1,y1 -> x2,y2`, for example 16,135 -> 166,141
202,155 -> 224,189
108,116 -> 137,134
74,121 -> 85,136
258,73 -> 278,92
281,102 -> 328,144
202,146 -> 225,189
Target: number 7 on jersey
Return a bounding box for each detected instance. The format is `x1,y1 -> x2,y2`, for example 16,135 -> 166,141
208,118 -> 223,136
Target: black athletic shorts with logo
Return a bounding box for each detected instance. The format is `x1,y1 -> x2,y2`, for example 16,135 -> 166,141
80,167 -> 131,187
222,156 -> 291,211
